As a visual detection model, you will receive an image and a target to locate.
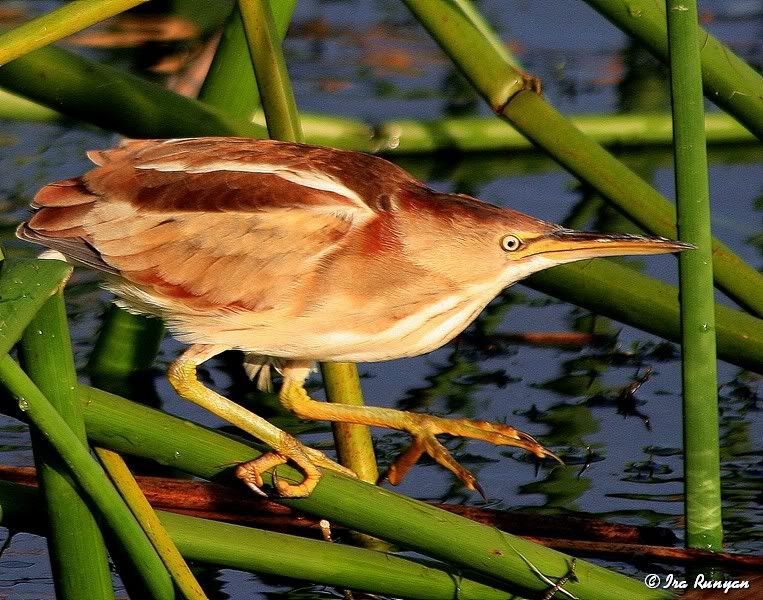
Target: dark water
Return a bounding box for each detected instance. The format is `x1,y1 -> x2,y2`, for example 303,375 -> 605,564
0,0 -> 761,598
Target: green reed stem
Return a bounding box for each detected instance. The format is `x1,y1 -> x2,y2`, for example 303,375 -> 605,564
0,0 -> 147,67
2,83 -> 753,152
583,0 -> 763,139
88,306 -> 164,378
666,0 -> 723,551
320,363 -> 379,484
198,2 -> 297,120
0,88 -> 64,122
0,44 -> 266,139
52,385 -> 668,600
525,259 -> 763,373
403,0 -> 763,318
0,480 -> 516,600
238,0 -> 302,141
0,258 -> 72,356
373,112 -> 757,154
95,448 -> 208,600
0,357 -> 174,600
19,293 -> 114,600
237,0 -> 377,479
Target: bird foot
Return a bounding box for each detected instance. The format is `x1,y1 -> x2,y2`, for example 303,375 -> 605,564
383,413 -> 560,493
236,440 -> 357,498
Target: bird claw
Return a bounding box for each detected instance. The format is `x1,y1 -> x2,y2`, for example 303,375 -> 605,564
235,448 -> 322,498
382,414 -> 559,495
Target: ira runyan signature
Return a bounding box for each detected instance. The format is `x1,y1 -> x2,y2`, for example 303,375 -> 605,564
645,573 -> 751,594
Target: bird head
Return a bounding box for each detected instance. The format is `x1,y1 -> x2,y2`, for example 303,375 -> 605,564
401,191 -> 692,291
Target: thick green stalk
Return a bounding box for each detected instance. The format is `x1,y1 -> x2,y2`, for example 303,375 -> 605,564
19,294 -> 113,600
198,2 -> 297,119
320,363 -> 379,484
0,88 -> 64,122
403,0 -> 763,317
584,0 -> 763,139
374,112 -> 757,154
88,306 -> 164,378
666,0 -> 722,550
0,480 -> 516,600
1,84 -> 753,152
0,258 -> 72,356
0,44 -> 266,139
525,260 -> 763,373
0,358 -> 174,600
0,0 -> 147,66
96,448 -> 208,600
163,511 -> 506,600
237,0 -> 377,478
68,385 -> 668,600
238,0 -> 302,141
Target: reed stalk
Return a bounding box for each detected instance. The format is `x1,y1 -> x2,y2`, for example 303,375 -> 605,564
237,0 -> 377,479
95,448 -> 208,600
1,82 -> 753,152
0,258 -> 72,356
237,0 -> 302,141
0,357 -> 174,600
0,0 -> 147,67
198,2 -> 297,120
0,480 -> 515,600
373,112 -> 757,154
402,0 -> 763,317
88,306 -> 164,378
0,44 -> 266,139
18,293 -> 113,600
320,363 -> 379,483
666,0 -> 722,551
525,259 -> 763,373
0,88 -> 64,122
583,0 -> 763,139
51,385 -> 668,600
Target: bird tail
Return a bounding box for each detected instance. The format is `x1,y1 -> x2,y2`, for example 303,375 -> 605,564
242,353 -> 283,393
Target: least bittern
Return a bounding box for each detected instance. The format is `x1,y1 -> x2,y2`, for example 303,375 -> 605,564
18,137 -> 690,497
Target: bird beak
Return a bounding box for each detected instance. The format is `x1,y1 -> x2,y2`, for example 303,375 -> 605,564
528,229 -> 694,262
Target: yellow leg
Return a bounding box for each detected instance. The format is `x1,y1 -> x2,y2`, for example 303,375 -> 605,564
167,345 -> 354,497
279,375 -> 559,493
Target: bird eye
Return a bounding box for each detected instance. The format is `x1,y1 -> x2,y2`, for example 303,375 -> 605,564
500,235 -> 522,252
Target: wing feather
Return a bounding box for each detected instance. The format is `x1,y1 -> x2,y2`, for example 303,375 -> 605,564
19,138 -> 387,313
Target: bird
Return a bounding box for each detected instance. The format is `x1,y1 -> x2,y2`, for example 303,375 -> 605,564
18,137 -> 690,497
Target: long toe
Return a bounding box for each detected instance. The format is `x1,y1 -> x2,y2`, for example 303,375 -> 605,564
385,433 -> 482,493
235,447 -> 323,498
383,413 -> 560,492
428,415 -> 557,456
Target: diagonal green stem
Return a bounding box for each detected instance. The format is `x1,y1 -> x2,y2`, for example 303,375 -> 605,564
666,0 -> 722,551
583,0 -> 763,140
19,293 -> 114,600
0,357 -> 174,600
0,44 -> 267,139
402,0 -> 763,317
525,260 -> 763,373
96,448 -> 208,600
0,0 -> 147,67
65,385 -> 668,600
0,479 -> 512,600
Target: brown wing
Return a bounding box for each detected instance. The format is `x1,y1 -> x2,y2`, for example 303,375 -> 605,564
18,138 -> 412,312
